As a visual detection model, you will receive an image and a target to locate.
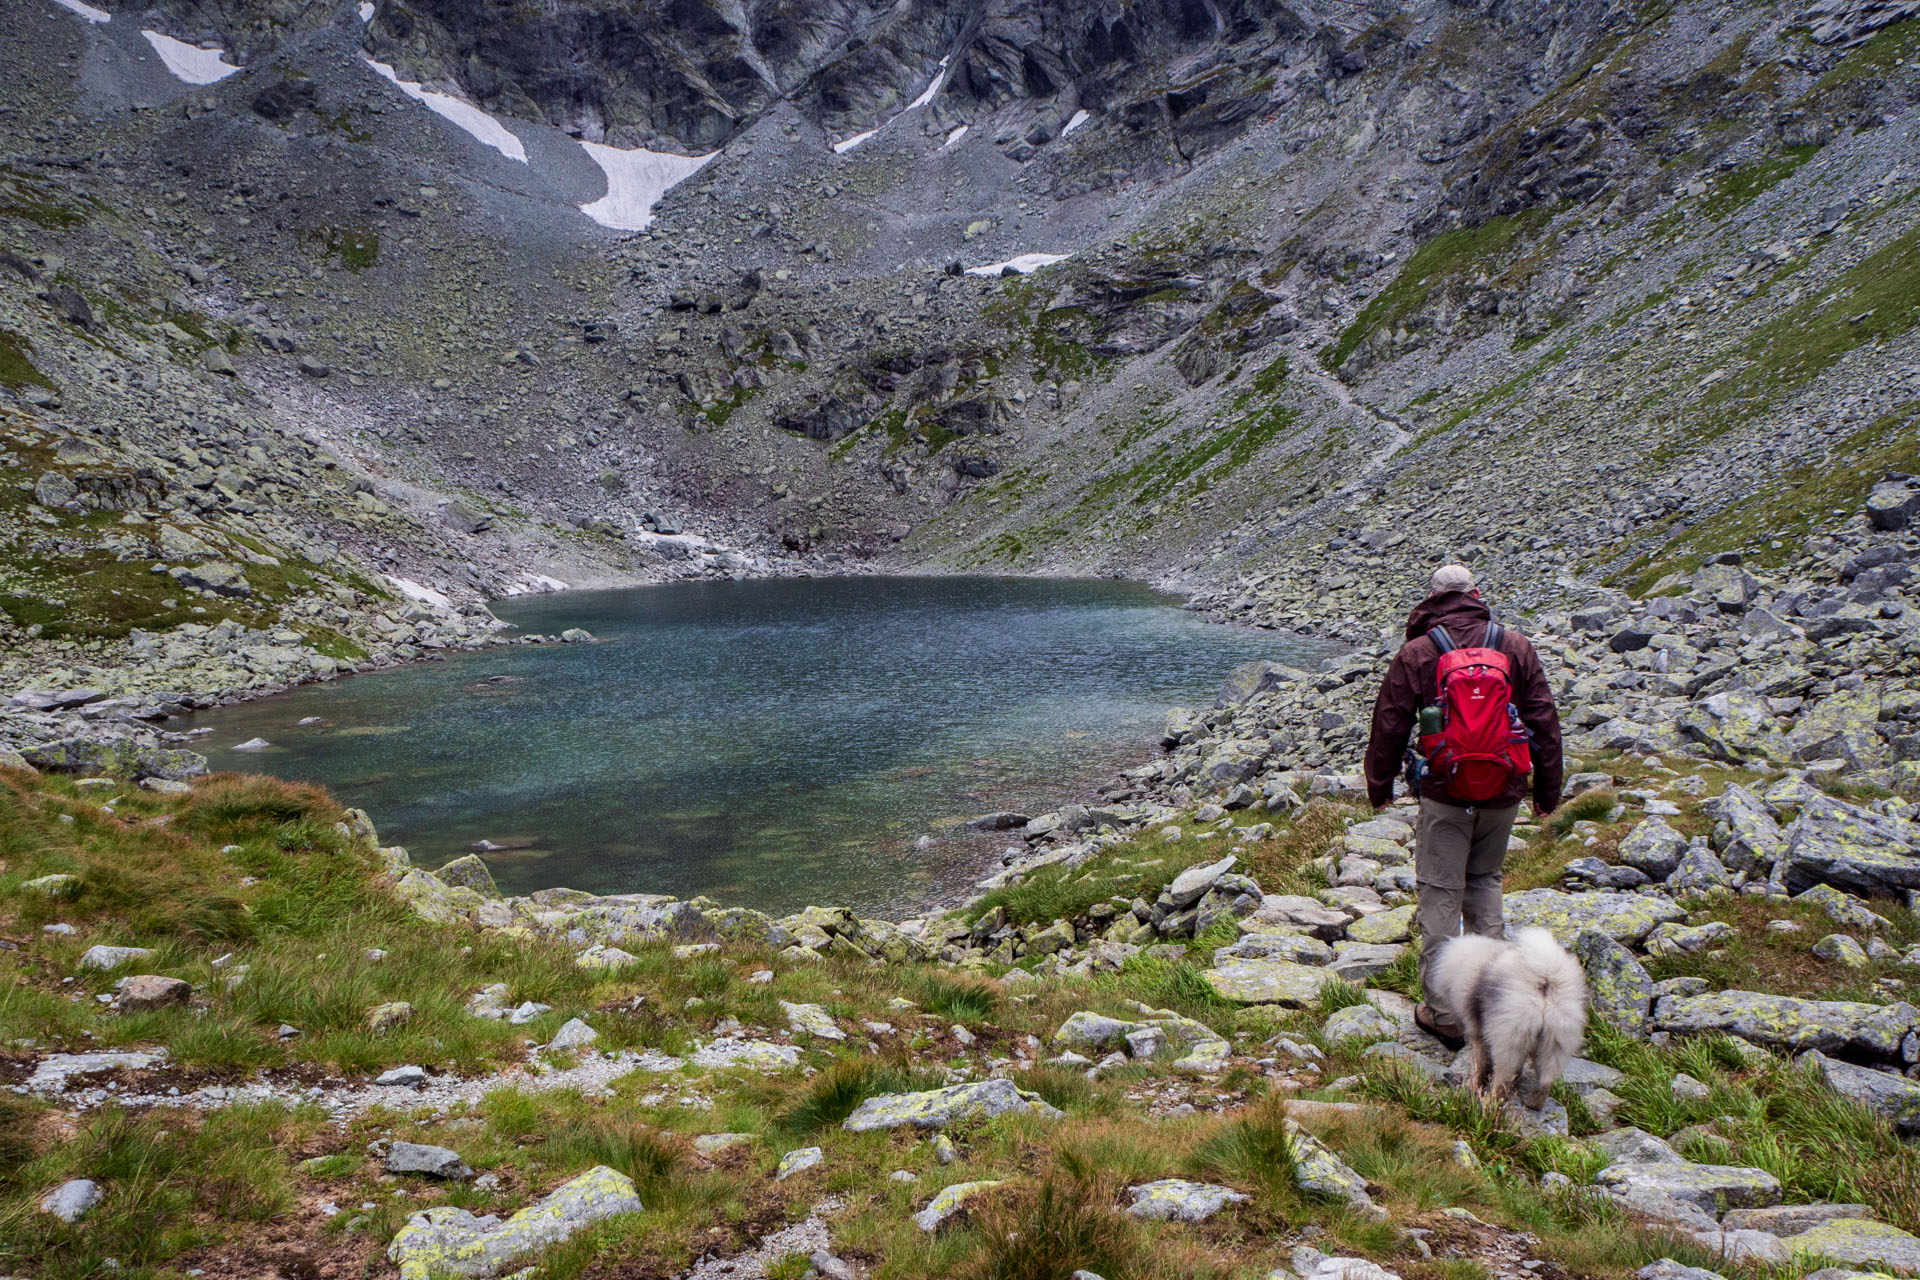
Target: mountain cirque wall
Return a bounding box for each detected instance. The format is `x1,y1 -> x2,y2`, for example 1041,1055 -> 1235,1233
0,0 -> 1917,712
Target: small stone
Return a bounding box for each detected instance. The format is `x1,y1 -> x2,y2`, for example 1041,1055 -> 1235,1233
40,1178 -> 102,1223
775,1146 -> 823,1180
366,1001 -> 415,1032
78,944 -> 153,971
384,1141 -> 473,1180
376,1065 -> 428,1088
546,1018 -> 599,1052
115,974 -> 191,1010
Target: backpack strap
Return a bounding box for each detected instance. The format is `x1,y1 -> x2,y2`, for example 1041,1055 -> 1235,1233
1484,621 -> 1504,651
1428,625 -> 1456,654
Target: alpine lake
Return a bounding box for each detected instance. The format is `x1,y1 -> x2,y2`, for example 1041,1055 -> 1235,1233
180,576 -> 1338,916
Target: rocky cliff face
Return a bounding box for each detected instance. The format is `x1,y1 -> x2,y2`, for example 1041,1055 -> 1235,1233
1,0 -> 1917,708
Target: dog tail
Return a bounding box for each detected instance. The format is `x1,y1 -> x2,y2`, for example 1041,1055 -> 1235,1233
1509,927 -> 1589,1056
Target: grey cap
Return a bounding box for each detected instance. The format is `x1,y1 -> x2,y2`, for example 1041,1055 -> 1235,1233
1429,564 -> 1476,595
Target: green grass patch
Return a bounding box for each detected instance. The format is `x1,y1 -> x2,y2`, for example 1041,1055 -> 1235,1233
1327,211 -> 1548,368
1699,145 -> 1821,220
0,329 -> 52,390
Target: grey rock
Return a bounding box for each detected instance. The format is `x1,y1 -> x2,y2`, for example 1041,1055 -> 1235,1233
386,1141 -> 474,1180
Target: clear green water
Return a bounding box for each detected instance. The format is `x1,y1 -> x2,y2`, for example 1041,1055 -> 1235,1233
181,577 -> 1334,915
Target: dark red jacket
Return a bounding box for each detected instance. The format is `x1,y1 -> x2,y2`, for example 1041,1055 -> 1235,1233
1363,590 -> 1563,813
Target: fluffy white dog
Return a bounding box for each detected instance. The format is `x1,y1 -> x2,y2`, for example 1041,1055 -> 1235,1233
1429,927 -> 1588,1107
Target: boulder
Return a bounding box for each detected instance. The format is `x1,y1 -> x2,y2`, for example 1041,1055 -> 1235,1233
1167,855 -> 1237,908
22,738 -> 206,781
1576,929 -> 1654,1036
1327,942 -> 1406,981
1780,794 -> 1920,897
1783,1218 -> 1920,1271
388,1165 -> 641,1279
842,1079 -> 1063,1131
780,1000 -> 845,1041
435,854 -> 501,899
1203,958 -> 1336,1006
1345,904 -> 1414,944
1288,1120 -> 1384,1218
1617,818 -> 1689,880
1503,889 -> 1685,945
1124,1179 -> 1249,1221
1595,1161 -> 1782,1215
1323,1004 -> 1398,1044
1652,990 -> 1916,1059
1799,1049 -> 1920,1132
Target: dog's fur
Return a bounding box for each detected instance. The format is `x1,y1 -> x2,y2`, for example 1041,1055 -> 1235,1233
1430,928 -> 1588,1107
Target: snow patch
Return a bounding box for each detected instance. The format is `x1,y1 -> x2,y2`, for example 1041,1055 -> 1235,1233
53,0 -> 110,23
388,576 -> 450,609
357,1 -> 373,20
141,31 -> 240,83
1063,109 -> 1091,135
966,253 -> 1069,277
906,54 -> 951,111
578,141 -> 714,231
831,129 -> 878,155
943,125 -> 969,148
363,56 -> 527,163
501,575 -> 570,596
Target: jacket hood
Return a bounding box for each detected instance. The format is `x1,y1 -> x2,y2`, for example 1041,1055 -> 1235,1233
1404,589 -> 1492,643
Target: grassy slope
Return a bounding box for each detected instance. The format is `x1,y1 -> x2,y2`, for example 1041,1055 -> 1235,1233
1,760 -> 1915,1279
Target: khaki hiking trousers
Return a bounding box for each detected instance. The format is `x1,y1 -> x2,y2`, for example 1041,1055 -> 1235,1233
1414,798 -> 1519,1031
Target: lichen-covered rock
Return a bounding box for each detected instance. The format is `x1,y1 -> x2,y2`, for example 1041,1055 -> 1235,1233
575,943 -> 639,969
22,873 -> 80,896
1328,941 -> 1407,981
393,869 -> 489,923
1503,889 -> 1685,945
1666,844 -> 1734,898
1701,785 -> 1786,878
1052,1009 -> 1229,1072
1617,818 -> 1689,880
21,738 -> 207,781
1287,1119 -> 1384,1218
1813,935 -> 1870,968
914,1180 -> 1003,1231
1652,990 -> 1916,1058
1780,793 -> 1920,897
1679,691 -> 1793,764
435,854 -> 501,899
1345,904 -> 1414,945
1214,930 -> 1335,966
841,1078 -> 1063,1132
780,1000 -> 845,1041
1799,1049 -> 1920,1133
1795,884 -> 1892,932
387,1165 -> 641,1279
1203,958 -> 1335,1006
367,1001 -> 415,1032
1124,1179 -> 1249,1221
1322,1004 -> 1398,1044
775,1146 -> 823,1179
1783,1218 -> 1920,1272
1576,929 -> 1654,1036
1595,1161 -> 1781,1215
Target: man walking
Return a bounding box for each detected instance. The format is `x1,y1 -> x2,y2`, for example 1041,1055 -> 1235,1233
1363,564 -> 1562,1049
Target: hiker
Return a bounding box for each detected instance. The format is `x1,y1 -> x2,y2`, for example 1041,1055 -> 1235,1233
1362,564 -> 1563,1050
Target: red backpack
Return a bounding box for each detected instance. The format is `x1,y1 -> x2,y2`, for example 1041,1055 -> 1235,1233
1417,622 -> 1533,804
